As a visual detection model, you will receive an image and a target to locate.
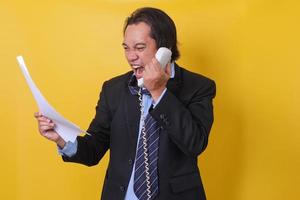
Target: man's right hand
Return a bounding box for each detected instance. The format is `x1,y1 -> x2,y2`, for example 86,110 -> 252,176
34,112 -> 66,149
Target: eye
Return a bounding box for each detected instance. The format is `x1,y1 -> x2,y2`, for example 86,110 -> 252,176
122,43 -> 129,50
123,46 -> 129,51
136,46 -> 145,51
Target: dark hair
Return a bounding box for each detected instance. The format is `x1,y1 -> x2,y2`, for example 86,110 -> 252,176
124,7 -> 180,61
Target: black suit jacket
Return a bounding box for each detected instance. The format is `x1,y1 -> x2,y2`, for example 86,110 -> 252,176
63,64 -> 216,200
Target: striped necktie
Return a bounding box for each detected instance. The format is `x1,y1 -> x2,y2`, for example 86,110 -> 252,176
133,112 -> 159,200
128,75 -> 159,200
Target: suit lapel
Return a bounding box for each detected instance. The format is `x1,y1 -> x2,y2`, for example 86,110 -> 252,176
124,80 -> 140,150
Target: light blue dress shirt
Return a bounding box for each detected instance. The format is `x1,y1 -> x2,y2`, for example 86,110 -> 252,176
58,63 -> 175,199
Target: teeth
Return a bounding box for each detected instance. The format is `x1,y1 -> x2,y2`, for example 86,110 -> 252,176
132,65 -> 141,69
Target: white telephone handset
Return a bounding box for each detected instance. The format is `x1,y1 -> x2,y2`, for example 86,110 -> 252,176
137,47 -> 172,87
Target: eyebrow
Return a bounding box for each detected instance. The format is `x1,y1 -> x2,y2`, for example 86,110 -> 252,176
122,42 -> 146,47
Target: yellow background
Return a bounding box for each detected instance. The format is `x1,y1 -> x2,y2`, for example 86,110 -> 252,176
1,0 -> 299,199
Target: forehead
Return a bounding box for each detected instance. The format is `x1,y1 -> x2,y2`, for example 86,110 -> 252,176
123,22 -> 153,46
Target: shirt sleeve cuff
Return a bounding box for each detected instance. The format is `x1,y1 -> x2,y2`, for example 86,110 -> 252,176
57,139 -> 78,157
152,88 -> 167,108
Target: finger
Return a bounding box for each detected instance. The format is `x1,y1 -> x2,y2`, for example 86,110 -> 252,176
39,122 -> 55,129
37,118 -> 50,124
42,117 -> 52,122
155,59 -> 169,75
37,116 -> 52,123
143,63 -> 152,77
39,121 -> 55,127
40,124 -> 55,132
34,112 -> 42,118
151,58 -> 162,71
43,132 -> 49,138
41,131 -> 52,139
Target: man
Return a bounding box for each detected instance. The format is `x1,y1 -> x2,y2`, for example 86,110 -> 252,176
35,7 -> 216,200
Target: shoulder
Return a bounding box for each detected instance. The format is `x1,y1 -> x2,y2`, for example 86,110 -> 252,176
100,71 -> 132,95
97,71 -> 132,114
180,66 -> 214,85
103,71 -> 132,88
98,71 -> 132,106
177,64 -> 216,97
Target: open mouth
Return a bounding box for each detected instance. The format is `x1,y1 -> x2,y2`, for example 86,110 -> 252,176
132,65 -> 144,78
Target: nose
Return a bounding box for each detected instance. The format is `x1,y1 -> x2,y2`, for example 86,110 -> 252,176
126,50 -> 138,62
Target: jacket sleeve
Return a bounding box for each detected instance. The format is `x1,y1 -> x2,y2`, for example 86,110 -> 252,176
62,81 -> 111,166
150,79 -> 216,157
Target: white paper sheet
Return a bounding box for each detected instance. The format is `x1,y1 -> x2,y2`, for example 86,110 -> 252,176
17,55 -> 89,142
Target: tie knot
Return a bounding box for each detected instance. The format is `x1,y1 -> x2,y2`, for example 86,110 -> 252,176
128,75 -> 151,96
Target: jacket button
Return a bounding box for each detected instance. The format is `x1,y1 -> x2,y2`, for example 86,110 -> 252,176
120,186 -> 125,192
128,159 -> 133,165
165,120 -> 170,126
